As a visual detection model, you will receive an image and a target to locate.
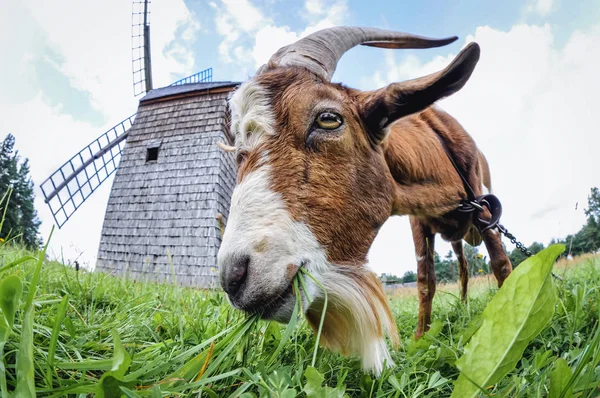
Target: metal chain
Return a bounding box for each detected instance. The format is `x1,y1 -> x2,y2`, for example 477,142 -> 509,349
497,223 -> 532,257
497,222 -> 563,281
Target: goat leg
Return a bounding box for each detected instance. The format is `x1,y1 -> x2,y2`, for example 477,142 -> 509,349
452,241 -> 469,302
479,208 -> 513,286
410,216 -> 436,339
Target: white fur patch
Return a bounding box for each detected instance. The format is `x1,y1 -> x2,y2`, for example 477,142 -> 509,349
218,166 -> 328,306
313,266 -> 396,375
228,81 -> 276,151
219,166 -> 396,375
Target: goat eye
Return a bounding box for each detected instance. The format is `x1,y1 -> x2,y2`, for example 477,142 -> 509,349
315,112 -> 342,130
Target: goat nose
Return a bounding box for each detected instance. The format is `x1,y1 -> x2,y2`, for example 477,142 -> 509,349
222,255 -> 249,296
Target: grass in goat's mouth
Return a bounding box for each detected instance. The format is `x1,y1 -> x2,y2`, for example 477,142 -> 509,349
171,269 -> 329,389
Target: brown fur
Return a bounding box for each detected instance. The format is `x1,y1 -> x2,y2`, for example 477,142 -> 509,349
230,57 -> 512,347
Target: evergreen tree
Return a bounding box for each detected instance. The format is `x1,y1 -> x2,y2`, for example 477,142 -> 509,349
584,187 -> 600,220
0,134 -> 41,248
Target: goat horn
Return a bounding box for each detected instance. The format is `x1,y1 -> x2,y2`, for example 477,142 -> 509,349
259,26 -> 457,81
217,142 -> 236,152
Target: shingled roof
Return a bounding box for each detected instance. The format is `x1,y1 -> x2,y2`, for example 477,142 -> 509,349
140,81 -> 239,103
96,82 -> 238,287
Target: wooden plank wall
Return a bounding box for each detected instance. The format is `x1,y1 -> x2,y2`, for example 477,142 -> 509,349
96,90 -> 236,288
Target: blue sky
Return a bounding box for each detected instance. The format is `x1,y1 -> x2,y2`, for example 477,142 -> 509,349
1,0 -> 599,276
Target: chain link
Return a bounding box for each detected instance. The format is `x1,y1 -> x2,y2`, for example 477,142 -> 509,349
497,223 -> 533,257
496,222 -> 563,281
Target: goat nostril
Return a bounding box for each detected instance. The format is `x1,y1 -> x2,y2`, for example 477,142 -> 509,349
225,255 -> 249,296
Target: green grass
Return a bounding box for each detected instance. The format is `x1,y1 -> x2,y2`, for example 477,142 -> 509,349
0,243 -> 599,397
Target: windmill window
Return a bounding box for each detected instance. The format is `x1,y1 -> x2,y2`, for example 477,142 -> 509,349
146,147 -> 159,162
145,142 -> 161,163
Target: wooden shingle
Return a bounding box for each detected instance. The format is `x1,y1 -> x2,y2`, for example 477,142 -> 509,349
96,82 -> 238,288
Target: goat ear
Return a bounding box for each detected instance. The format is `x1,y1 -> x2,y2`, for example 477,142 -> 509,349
361,42 -> 480,144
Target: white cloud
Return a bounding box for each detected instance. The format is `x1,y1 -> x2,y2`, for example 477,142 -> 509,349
210,0 -> 265,65
1,0 -> 201,267
20,0 -> 198,122
150,0 -> 201,86
367,23 -> 600,276
525,0 -> 555,17
1,94 -> 114,268
252,0 -> 347,68
211,0 -> 348,74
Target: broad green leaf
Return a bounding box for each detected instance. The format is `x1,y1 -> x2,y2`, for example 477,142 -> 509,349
406,320 -> 444,355
304,366 -> 345,398
96,375 -> 137,398
97,330 -> 134,398
110,330 -> 132,378
0,275 -> 22,331
0,275 -> 22,398
150,385 -> 162,398
281,388 -> 298,398
549,358 -> 572,398
451,244 -> 564,398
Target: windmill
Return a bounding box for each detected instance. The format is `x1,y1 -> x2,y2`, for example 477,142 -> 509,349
40,0 -> 238,287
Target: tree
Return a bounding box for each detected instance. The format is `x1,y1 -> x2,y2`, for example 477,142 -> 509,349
584,187 -> 600,220
401,270 -> 417,283
509,241 -> 546,267
0,134 -> 41,248
556,188 -> 600,257
528,241 -> 545,255
463,244 -> 481,275
435,250 -> 458,283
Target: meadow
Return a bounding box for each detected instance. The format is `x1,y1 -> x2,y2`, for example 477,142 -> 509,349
0,241 -> 599,397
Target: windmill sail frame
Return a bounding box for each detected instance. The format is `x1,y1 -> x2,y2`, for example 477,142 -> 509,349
40,116 -> 135,228
132,0 -> 153,96
40,68 -> 216,228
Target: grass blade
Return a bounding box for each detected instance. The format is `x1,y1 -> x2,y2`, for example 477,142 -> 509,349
299,269 -> 328,368
0,255 -> 38,274
15,226 -> 53,397
164,315 -> 256,384
0,274 -> 23,398
267,282 -> 300,367
46,294 -> 69,387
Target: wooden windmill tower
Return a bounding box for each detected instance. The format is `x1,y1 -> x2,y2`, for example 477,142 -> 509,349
40,0 -> 238,287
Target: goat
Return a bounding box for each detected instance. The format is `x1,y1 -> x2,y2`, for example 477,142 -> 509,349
217,26 -> 513,375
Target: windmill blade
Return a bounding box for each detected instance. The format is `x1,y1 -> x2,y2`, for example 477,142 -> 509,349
132,0 -> 152,96
40,115 -> 135,228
